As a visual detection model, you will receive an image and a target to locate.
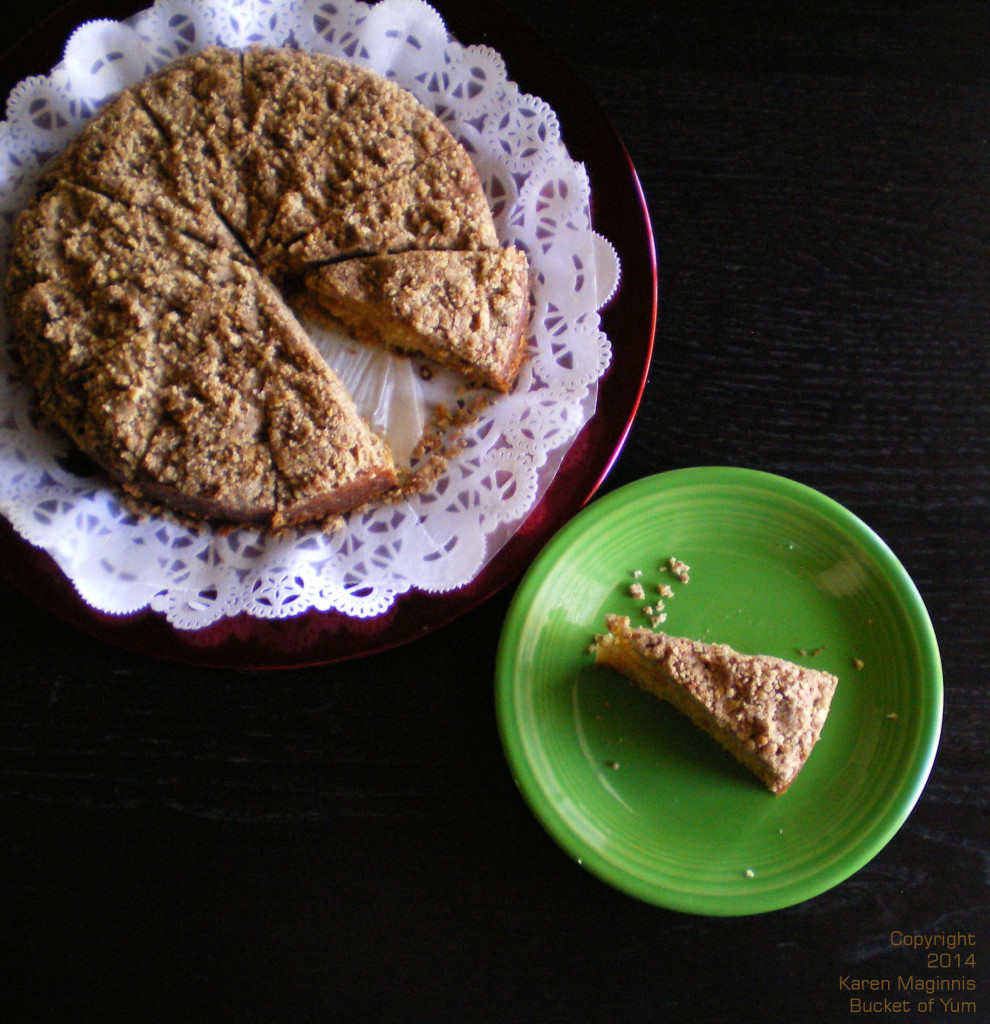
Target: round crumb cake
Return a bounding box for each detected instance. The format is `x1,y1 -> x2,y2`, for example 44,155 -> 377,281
5,45 -> 530,531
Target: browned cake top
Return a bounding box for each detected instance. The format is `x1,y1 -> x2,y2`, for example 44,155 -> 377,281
595,615 -> 838,793
8,181 -> 241,474
136,45 -> 253,238
242,47 -> 467,255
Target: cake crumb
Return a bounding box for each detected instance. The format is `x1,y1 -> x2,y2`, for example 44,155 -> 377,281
852,657 -> 865,670
629,582 -> 645,600
604,760 -> 620,770
666,557 -> 690,583
632,569 -> 643,578
744,868 -> 755,878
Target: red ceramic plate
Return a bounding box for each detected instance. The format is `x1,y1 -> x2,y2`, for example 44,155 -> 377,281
0,0 -> 656,667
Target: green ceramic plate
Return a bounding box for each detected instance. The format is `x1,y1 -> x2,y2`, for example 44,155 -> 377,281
495,467 -> 942,915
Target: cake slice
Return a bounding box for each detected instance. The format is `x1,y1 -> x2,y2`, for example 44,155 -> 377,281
128,271 -> 399,528
303,247 -> 530,392
40,88 -> 170,205
258,145 -> 499,280
242,46 -> 453,195
110,238 -> 398,529
248,274 -> 398,528
592,615 -> 838,794
240,45 -> 360,252
242,46 -> 479,261
40,88 -> 228,246
6,181 -> 242,478
134,46 -> 252,241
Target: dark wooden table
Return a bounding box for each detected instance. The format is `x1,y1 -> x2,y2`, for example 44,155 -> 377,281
2,1 -> 987,1020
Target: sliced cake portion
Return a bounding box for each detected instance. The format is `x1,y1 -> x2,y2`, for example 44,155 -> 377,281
7,181 -> 397,529
6,180 -> 243,479
242,46 -> 491,268
39,87 -> 229,246
133,270 -> 397,528
40,88 -> 170,205
133,299 -> 281,525
134,46 -> 252,241
242,46 -> 454,198
241,45 -> 365,253
259,145 -> 499,281
303,247 -> 530,392
592,615 -> 838,794
249,274 -> 398,528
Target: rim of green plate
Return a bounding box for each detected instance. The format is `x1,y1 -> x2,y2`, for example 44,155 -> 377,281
494,466 -> 943,915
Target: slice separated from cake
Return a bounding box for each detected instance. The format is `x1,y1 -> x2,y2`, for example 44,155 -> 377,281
303,247 -> 530,392
592,615 -> 838,794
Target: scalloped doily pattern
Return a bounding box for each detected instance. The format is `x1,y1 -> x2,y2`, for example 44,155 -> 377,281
0,0 -> 619,629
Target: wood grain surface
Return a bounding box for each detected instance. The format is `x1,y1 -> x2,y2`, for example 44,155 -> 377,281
1,1 -> 987,1021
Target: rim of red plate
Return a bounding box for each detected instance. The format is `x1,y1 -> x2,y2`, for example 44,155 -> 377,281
0,0 -> 657,667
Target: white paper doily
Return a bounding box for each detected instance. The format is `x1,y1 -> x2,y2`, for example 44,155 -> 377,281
0,0 -> 619,630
